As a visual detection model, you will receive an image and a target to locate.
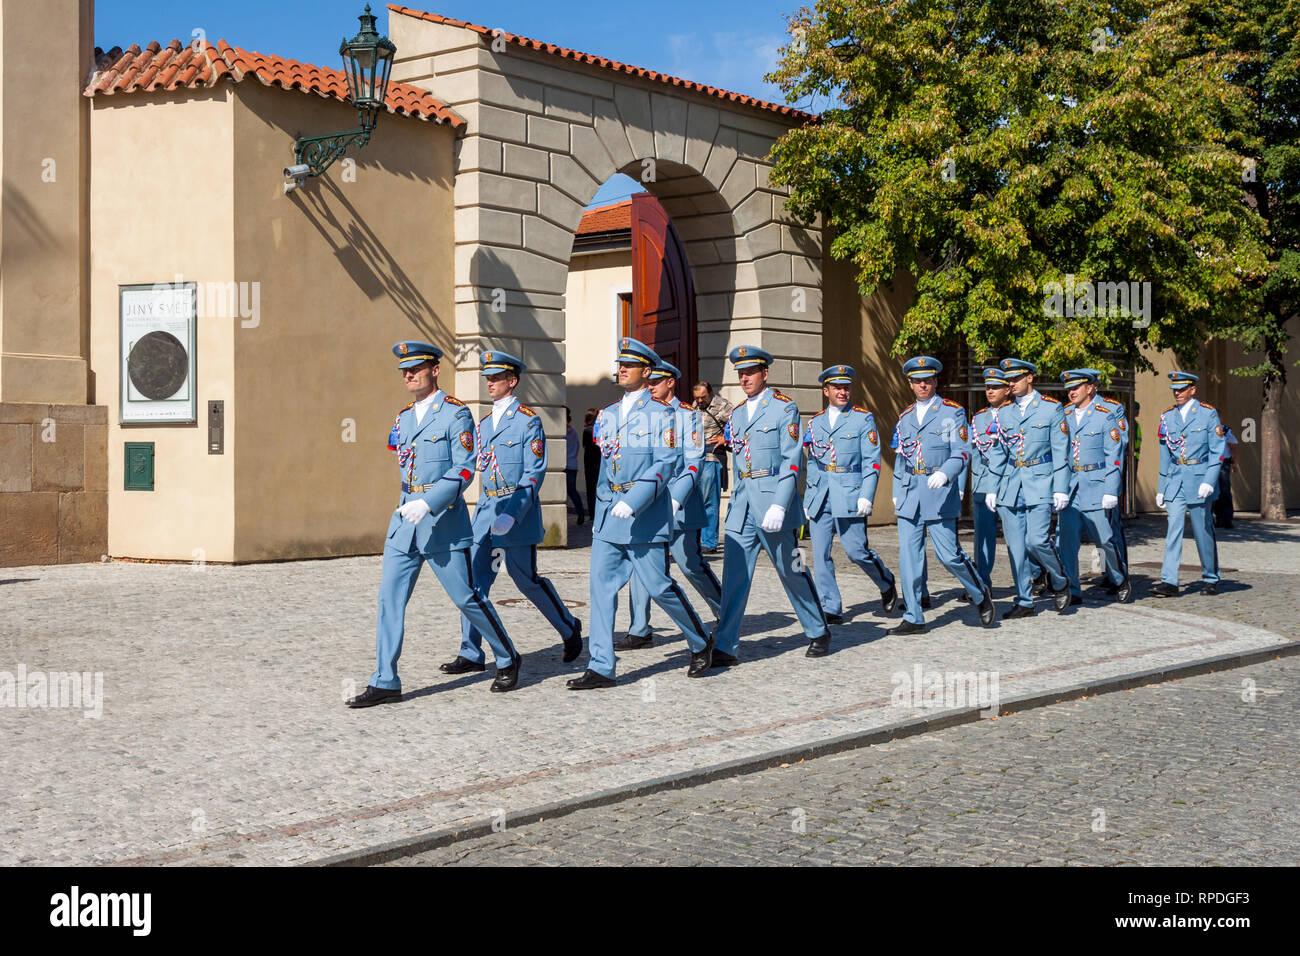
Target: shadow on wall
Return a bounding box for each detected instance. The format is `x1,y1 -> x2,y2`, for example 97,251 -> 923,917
568,378 -> 623,420
290,177 -> 447,342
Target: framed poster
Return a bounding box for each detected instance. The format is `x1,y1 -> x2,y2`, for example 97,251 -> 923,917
119,282 -> 197,424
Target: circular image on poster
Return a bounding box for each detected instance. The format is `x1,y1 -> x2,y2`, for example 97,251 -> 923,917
127,331 -> 189,400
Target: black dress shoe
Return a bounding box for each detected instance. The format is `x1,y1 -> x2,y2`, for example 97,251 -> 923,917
1003,603 -> 1037,619
576,513 -> 586,526
710,650 -> 739,668
562,620 -> 584,663
1116,577 -> 1133,603
614,631 -> 653,650
490,654 -> 521,693
921,595 -> 932,610
805,633 -> 831,658
687,633 -> 715,678
346,685 -> 401,708
1069,594 -> 1083,606
1151,582 -> 1179,598
439,656 -> 486,675
1052,587 -> 1071,613
825,613 -> 844,626
567,669 -> 616,690
978,592 -> 996,627
891,620 -> 927,635
1031,572 -> 1048,597
1203,582 -> 1220,595
880,582 -> 898,614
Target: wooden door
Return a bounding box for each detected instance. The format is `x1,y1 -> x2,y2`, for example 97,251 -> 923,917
630,192 -> 697,400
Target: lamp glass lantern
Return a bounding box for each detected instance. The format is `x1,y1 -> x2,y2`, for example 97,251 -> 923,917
341,4 -> 396,130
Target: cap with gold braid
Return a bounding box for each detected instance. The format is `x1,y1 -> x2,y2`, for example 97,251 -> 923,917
1168,370 -> 1199,389
393,340 -> 442,370
902,355 -> 941,380
617,337 -> 660,366
480,349 -> 526,377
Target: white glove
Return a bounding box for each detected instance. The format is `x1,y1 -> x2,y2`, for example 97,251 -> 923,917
926,471 -> 948,490
892,497 -> 899,509
1052,492 -> 1069,512
1101,494 -> 1118,510
1197,482 -> 1214,499
610,501 -> 634,519
1155,493 -> 1166,509
856,497 -> 872,517
671,499 -> 681,517
398,499 -> 431,524
761,504 -> 786,532
490,514 -> 516,535
985,492 -> 997,512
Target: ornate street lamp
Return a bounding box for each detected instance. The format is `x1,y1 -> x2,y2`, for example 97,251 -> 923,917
285,5 -> 397,188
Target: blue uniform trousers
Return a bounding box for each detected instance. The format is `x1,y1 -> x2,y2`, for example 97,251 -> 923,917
972,503 -> 998,591
808,503 -> 895,616
999,503 -> 1068,606
588,538 -> 710,679
1058,506 -> 1125,597
372,543 -> 517,690
698,460 -> 723,550
897,515 -> 987,626
628,528 -> 722,636
713,516 -> 828,656
1162,498 -> 1220,585
459,540 -> 578,664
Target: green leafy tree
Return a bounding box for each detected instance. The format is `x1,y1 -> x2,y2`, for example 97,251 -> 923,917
767,0 -> 1272,389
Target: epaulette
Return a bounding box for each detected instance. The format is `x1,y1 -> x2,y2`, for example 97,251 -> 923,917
773,391 -> 794,403
398,400 -> 415,414
942,398 -> 963,409
443,395 -> 466,407
1163,405 -> 1176,414
602,399 -> 620,412
852,404 -> 872,415
678,399 -> 693,410
1094,402 -> 1112,414
652,397 -> 674,407
1040,395 -> 1061,404
811,409 -> 826,420
899,403 -> 915,418
517,403 -> 537,416
1200,403 -> 1216,411
976,406 -> 991,416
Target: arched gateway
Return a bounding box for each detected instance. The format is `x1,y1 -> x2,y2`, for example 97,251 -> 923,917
387,6 -> 826,544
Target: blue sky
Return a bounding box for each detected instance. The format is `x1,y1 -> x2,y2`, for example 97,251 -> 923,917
95,1 -> 814,208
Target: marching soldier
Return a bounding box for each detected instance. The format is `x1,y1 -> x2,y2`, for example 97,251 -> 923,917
992,358 -> 1072,617
568,338 -> 714,688
970,367 -> 1013,591
1153,371 -> 1225,596
803,364 -> 898,623
347,341 -> 522,707
1057,369 -> 1132,603
620,360 -> 722,648
712,346 -> 832,661
890,356 -> 995,634
445,350 -> 584,676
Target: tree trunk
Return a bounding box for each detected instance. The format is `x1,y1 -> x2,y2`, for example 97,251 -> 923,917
1259,373 -> 1286,521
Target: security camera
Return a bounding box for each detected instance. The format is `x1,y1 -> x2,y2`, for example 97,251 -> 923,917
283,164 -> 311,179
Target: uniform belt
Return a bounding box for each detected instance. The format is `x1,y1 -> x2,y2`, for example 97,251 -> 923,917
1070,461 -> 1105,473
737,468 -> 773,479
1177,457 -> 1206,465
401,482 -> 432,493
1015,454 -> 1052,467
824,464 -> 862,474
484,486 -> 517,497
903,463 -> 935,476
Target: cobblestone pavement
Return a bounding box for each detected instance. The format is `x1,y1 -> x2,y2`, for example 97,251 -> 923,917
1,515 -> 1294,865
389,656 -> 1300,866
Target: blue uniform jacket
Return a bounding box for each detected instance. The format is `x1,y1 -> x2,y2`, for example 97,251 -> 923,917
723,389 -> 805,533
802,404 -> 882,518
470,399 -> 546,547
1064,397 -> 1127,510
384,390 -> 477,554
592,390 -> 679,544
994,393 -> 1069,505
667,399 -> 707,531
969,405 -> 1009,496
890,397 -> 971,521
1157,400 -> 1226,501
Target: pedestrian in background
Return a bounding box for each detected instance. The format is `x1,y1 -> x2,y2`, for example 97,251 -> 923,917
565,407 -> 586,525
1214,425 -> 1238,529
693,380 -> 734,553
582,407 -> 599,523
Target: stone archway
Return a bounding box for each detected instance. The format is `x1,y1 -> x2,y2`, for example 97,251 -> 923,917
388,5 -> 824,543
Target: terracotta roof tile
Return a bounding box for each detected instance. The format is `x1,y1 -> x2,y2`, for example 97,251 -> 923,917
576,200 -> 632,235
85,38 -> 464,129
388,5 -> 817,124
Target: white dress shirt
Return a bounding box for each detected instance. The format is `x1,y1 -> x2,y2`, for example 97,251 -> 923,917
745,388 -> 771,423
914,396 -> 939,426
621,387 -> 645,418
1179,398 -> 1198,422
827,404 -> 843,429
491,395 -> 517,429
413,389 -> 441,426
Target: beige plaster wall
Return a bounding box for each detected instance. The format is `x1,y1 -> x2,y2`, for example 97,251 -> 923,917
89,88 -> 237,561
564,249 -> 630,417
231,82 -> 458,561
